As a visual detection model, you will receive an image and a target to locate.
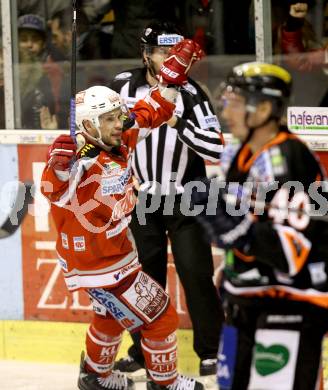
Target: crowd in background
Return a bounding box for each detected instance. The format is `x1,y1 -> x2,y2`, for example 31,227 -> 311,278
0,0 -> 327,129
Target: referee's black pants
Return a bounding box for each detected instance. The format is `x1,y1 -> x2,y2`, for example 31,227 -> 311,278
127,194 -> 224,363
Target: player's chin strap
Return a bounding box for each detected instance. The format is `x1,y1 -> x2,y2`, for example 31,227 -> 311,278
77,130 -> 113,153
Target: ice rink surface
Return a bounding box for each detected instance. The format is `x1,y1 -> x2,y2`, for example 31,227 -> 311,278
0,360 -> 217,390
1,359 -> 327,390
0,360 -> 145,390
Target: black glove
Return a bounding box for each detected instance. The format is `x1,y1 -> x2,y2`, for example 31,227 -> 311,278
191,176 -> 254,250
122,112 -> 136,131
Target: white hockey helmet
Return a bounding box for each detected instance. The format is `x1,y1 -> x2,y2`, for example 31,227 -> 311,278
76,86 -> 123,133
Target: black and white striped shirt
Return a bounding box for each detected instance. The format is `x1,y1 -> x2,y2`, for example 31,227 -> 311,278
110,68 -> 224,195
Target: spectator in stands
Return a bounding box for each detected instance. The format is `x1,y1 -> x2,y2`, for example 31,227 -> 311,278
109,0 -> 180,58
18,0 -> 67,21
50,7 -> 103,61
18,14 -> 57,129
281,2 -> 327,70
180,0 -> 224,54
18,0 -> 112,24
280,1 -> 328,105
49,7 -> 109,128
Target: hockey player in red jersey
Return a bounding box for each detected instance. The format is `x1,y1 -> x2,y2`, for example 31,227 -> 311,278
41,39 -> 206,390
192,62 -> 328,390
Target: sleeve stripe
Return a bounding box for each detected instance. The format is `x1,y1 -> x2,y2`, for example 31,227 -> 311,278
204,101 -> 213,116
181,128 -> 224,152
178,130 -> 222,161
190,120 -> 222,139
184,120 -> 223,145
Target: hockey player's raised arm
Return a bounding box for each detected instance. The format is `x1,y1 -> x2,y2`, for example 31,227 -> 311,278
159,39 -> 223,162
130,86 -> 175,129
131,39 -> 206,131
168,110 -> 224,163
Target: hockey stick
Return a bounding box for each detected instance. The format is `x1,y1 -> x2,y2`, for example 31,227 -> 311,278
70,0 -> 77,141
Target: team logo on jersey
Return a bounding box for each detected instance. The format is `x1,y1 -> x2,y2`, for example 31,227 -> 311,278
120,271 -> 169,323
101,159 -> 132,195
112,259 -> 140,281
103,161 -> 122,175
249,329 -> 299,389
88,288 -> 144,331
254,343 -> 289,376
73,236 -> 86,251
270,147 -> 286,176
101,171 -> 131,195
61,232 -> 69,249
76,90 -> 86,105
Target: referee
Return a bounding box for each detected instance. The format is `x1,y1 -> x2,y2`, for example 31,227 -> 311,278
110,21 -> 225,378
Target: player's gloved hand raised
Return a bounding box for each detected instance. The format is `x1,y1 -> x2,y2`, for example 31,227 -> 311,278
159,39 -> 204,86
47,134 -> 76,171
191,176 -> 254,250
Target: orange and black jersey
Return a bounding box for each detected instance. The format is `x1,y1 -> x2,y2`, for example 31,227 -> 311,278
221,127 -> 328,308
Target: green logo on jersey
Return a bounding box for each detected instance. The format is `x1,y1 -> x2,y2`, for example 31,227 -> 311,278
225,250 -> 234,267
108,161 -> 121,170
271,154 -> 283,167
254,343 -> 289,376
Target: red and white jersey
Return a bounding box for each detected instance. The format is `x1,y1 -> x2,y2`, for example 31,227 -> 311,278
41,88 -> 174,291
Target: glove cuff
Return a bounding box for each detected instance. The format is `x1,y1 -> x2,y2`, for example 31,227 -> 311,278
158,82 -> 179,103
54,169 -> 70,182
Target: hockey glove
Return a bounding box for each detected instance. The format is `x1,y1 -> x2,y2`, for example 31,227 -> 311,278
47,134 -> 76,171
159,39 -> 205,86
191,177 -> 254,250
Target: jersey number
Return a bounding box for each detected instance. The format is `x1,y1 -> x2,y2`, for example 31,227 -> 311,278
268,188 -> 310,230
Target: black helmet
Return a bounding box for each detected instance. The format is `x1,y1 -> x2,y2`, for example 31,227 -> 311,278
140,21 -> 183,49
225,62 -> 292,118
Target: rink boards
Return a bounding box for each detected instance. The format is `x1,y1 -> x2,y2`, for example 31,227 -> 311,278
0,131 -> 327,383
